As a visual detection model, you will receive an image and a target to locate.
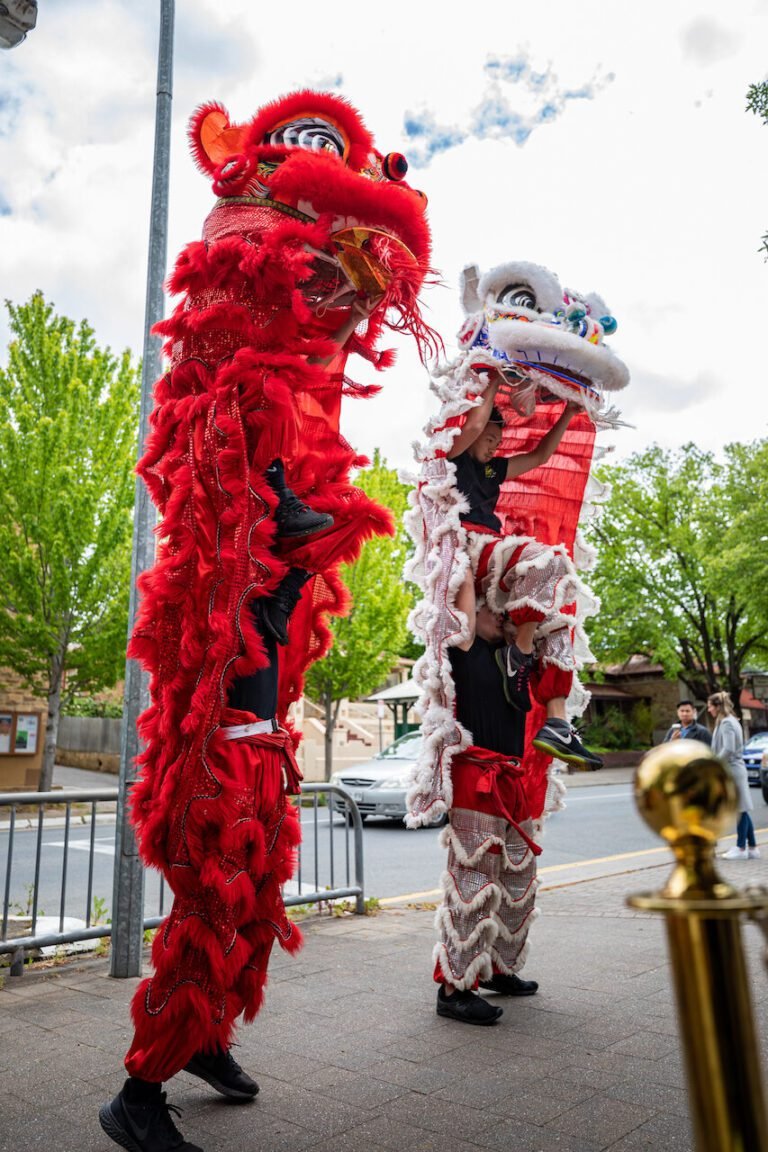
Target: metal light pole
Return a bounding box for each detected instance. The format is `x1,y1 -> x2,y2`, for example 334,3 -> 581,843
111,0 -> 175,978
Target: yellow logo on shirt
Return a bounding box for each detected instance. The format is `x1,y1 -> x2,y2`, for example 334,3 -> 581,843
484,464 -> 495,478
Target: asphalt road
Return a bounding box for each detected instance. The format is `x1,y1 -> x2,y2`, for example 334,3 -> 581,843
9,782 -> 763,926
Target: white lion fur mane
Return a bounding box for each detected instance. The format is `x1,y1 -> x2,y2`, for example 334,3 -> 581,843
404,260 -> 628,830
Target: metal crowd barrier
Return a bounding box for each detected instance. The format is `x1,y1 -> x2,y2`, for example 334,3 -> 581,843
0,782 -> 364,976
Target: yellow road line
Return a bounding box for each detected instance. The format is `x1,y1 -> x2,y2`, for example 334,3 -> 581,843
379,888 -> 441,905
378,831 -> 768,905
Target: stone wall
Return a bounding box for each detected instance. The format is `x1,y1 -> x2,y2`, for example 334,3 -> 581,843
604,672 -> 688,744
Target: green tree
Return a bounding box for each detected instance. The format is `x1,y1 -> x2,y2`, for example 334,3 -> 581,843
585,441 -> 768,712
305,450 -> 413,780
0,293 -> 140,790
747,81 -> 768,258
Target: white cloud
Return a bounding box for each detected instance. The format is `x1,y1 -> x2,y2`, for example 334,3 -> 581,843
680,17 -> 741,66
403,50 -> 614,164
1,0 -> 768,480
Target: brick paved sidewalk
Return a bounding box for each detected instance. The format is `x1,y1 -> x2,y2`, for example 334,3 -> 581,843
2,855 -> 768,1152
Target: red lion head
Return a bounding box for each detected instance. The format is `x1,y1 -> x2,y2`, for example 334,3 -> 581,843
187,90 -> 436,357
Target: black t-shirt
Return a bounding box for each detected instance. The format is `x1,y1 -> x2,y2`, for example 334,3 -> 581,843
449,638 -> 524,758
453,451 -> 506,533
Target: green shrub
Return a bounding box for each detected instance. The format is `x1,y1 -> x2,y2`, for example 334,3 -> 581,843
581,707 -> 639,751
64,696 -> 122,719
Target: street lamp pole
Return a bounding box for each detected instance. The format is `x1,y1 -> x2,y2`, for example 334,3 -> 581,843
110,0 -> 175,979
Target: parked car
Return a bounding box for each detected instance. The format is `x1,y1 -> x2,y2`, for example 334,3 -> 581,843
743,732 -> 768,790
758,742 -> 768,803
329,730 -> 445,826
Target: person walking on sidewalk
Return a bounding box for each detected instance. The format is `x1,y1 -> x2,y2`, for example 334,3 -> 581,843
662,700 -> 711,746
434,573 -> 542,1026
708,691 -> 758,861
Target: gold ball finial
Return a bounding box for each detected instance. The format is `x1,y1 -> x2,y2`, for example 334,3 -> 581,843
634,739 -> 737,848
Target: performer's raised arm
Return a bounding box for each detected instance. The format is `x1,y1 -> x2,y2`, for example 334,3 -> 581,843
446,375 -> 500,460
504,399 -> 581,480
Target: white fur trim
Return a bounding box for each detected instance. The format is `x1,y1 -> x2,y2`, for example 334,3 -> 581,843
432,942 -> 494,990
405,259 -> 627,830
439,868 -> 502,915
489,935 -> 533,976
441,820 -> 537,874
434,904 -> 499,952
475,261 -> 564,315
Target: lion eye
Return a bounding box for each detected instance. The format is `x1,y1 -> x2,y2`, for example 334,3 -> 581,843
267,118 -> 346,158
498,284 -> 537,310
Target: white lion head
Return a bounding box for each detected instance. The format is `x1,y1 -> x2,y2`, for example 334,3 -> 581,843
457,261 -> 629,405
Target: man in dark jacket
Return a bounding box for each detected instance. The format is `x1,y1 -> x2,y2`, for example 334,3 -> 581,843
662,700 -> 711,746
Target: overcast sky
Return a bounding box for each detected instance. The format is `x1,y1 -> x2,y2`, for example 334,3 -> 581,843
2,0 -> 767,474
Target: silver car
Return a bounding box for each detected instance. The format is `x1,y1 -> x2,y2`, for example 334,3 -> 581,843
330,731 -> 444,825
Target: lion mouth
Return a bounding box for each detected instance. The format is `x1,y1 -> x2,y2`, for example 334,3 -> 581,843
507,359 -> 600,397
476,315 -> 629,396
304,226 -> 420,311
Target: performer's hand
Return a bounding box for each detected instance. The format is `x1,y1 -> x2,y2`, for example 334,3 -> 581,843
350,292 -> 385,320
564,399 -> 582,419
316,294 -> 386,364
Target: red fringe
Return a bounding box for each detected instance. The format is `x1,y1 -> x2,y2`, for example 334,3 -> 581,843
126,93 -> 434,1060
242,89 -> 376,171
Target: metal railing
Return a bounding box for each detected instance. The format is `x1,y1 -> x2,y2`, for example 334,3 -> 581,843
0,782 -> 364,975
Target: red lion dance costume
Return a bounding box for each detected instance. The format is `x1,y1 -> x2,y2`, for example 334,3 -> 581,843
122,91 -> 434,1083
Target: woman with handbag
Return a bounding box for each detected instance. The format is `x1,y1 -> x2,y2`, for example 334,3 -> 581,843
708,691 -> 759,860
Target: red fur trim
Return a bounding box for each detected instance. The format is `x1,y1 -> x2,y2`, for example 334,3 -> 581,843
241,90 -> 375,166
268,150 -> 432,263
125,98 -> 435,1068
341,379 -> 382,399
188,101 -> 236,176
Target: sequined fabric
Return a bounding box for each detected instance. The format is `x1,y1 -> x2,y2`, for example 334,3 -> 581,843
434,806 -> 538,990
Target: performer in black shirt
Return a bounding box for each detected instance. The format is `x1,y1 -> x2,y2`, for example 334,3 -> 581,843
434,574 -> 541,1026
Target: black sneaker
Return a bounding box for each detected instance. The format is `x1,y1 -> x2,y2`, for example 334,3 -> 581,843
532,718 -> 603,770
258,598 -> 291,646
184,1047 -> 259,1101
494,643 -> 533,712
436,985 -> 503,1025
480,972 -> 539,996
99,1083 -> 203,1152
276,492 -> 333,540
257,567 -> 311,646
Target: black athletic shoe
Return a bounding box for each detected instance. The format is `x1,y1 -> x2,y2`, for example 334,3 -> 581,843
257,568 -> 311,646
532,718 -> 603,770
480,972 -> 539,996
264,458 -> 333,540
436,985 -> 503,1025
258,598 -> 291,646
275,492 -> 333,540
98,1084 -> 203,1152
184,1047 -> 259,1101
494,643 -> 533,712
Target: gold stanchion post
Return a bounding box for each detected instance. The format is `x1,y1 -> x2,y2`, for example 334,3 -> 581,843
629,739 -> 768,1152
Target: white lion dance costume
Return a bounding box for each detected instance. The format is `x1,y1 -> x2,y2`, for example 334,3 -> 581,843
406,261 -> 629,993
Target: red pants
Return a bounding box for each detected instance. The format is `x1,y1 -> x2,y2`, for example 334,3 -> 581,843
125,729 -> 302,1082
